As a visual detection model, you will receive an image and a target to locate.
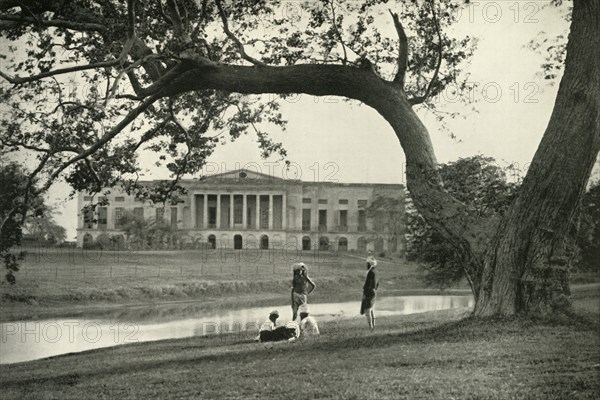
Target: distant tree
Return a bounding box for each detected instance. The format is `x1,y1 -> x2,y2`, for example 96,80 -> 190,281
23,206 -> 67,245
118,211 -> 153,249
406,156 -> 519,296
117,211 -> 183,250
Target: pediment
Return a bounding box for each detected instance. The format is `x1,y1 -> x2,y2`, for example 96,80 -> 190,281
200,168 -> 286,183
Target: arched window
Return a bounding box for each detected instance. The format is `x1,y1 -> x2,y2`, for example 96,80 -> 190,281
302,236 -> 311,251
208,234 -> 216,249
260,235 -> 269,250
234,234 -> 243,250
338,237 -> 348,252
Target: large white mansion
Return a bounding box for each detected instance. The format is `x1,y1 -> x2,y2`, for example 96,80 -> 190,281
76,169 -> 405,253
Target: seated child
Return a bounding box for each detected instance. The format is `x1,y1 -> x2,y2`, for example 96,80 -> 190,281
257,310 -> 299,343
299,305 -> 320,337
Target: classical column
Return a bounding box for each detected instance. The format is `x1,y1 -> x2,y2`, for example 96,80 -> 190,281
216,194 -> 221,229
242,194 -> 247,230
256,194 -> 260,229
282,193 -> 287,230
190,193 -> 196,229
268,194 -> 274,230
229,193 -> 234,229
203,194 -> 208,229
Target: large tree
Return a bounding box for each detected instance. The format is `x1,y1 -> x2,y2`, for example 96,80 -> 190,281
0,0 -> 598,316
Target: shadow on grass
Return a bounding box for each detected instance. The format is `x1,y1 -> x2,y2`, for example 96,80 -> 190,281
2,310 -> 597,391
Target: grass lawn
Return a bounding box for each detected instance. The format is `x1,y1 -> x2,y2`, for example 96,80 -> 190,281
1,248 -> 598,399
0,248 -> 433,321
0,298 -> 598,400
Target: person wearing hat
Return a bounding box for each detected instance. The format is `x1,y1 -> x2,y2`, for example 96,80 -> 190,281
298,305 -> 320,337
291,262 -> 316,321
256,310 -> 279,341
360,254 -> 379,330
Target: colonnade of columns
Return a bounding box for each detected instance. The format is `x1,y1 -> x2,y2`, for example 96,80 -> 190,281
190,193 -> 287,230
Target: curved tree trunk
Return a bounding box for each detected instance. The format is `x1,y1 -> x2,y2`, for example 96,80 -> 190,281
474,0 -> 600,316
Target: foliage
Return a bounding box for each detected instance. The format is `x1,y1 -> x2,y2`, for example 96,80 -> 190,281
0,163 -> 44,283
1,163 -> 68,281
22,206 -> 67,245
406,156 -> 519,291
117,211 -> 183,250
525,1 -> 571,85
575,182 -> 600,272
0,0 -> 476,202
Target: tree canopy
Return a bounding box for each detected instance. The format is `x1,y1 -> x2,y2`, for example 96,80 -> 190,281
0,0 -> 474,201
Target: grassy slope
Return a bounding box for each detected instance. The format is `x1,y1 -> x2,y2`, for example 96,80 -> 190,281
0,290 -> 598,400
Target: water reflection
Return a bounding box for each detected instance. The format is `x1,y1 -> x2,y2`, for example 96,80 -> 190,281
0,295 -> 473,364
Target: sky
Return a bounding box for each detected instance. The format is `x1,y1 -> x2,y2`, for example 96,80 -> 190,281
34,1 -> 598,240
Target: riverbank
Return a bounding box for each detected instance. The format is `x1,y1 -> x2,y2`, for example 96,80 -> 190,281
1,296 -> 598,400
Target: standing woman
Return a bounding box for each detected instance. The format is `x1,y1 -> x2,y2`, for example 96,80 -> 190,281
360,254 -> 379,330
291,262 -> 316,321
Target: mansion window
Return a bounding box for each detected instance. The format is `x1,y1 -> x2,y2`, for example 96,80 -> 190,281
338,210 -> 348,230
302,209 -> 311,231
358,210 -> 367,232
234,195 -> 243,224
115,207 -> 125,228
318,210 -> 327,232
97,207 -> 108,229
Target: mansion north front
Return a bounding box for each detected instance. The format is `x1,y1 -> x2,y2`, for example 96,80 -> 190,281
76,169 -> 405,254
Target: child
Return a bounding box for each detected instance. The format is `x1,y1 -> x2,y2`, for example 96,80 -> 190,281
291,262 -> 316,321
298,305 -> 320,337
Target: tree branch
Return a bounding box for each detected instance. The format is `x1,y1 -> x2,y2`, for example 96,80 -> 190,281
329,0 -> 348,65
408,0 -> 443,106
215,0 -> 267,67
389,10 -> 408,87
37,92 -> 163,195
0,59 -> 117,85
127,0 -> 136,38
0,14 -> 107,32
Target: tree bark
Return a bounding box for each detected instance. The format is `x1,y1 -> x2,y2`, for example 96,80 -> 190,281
474,0 -> 600,316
